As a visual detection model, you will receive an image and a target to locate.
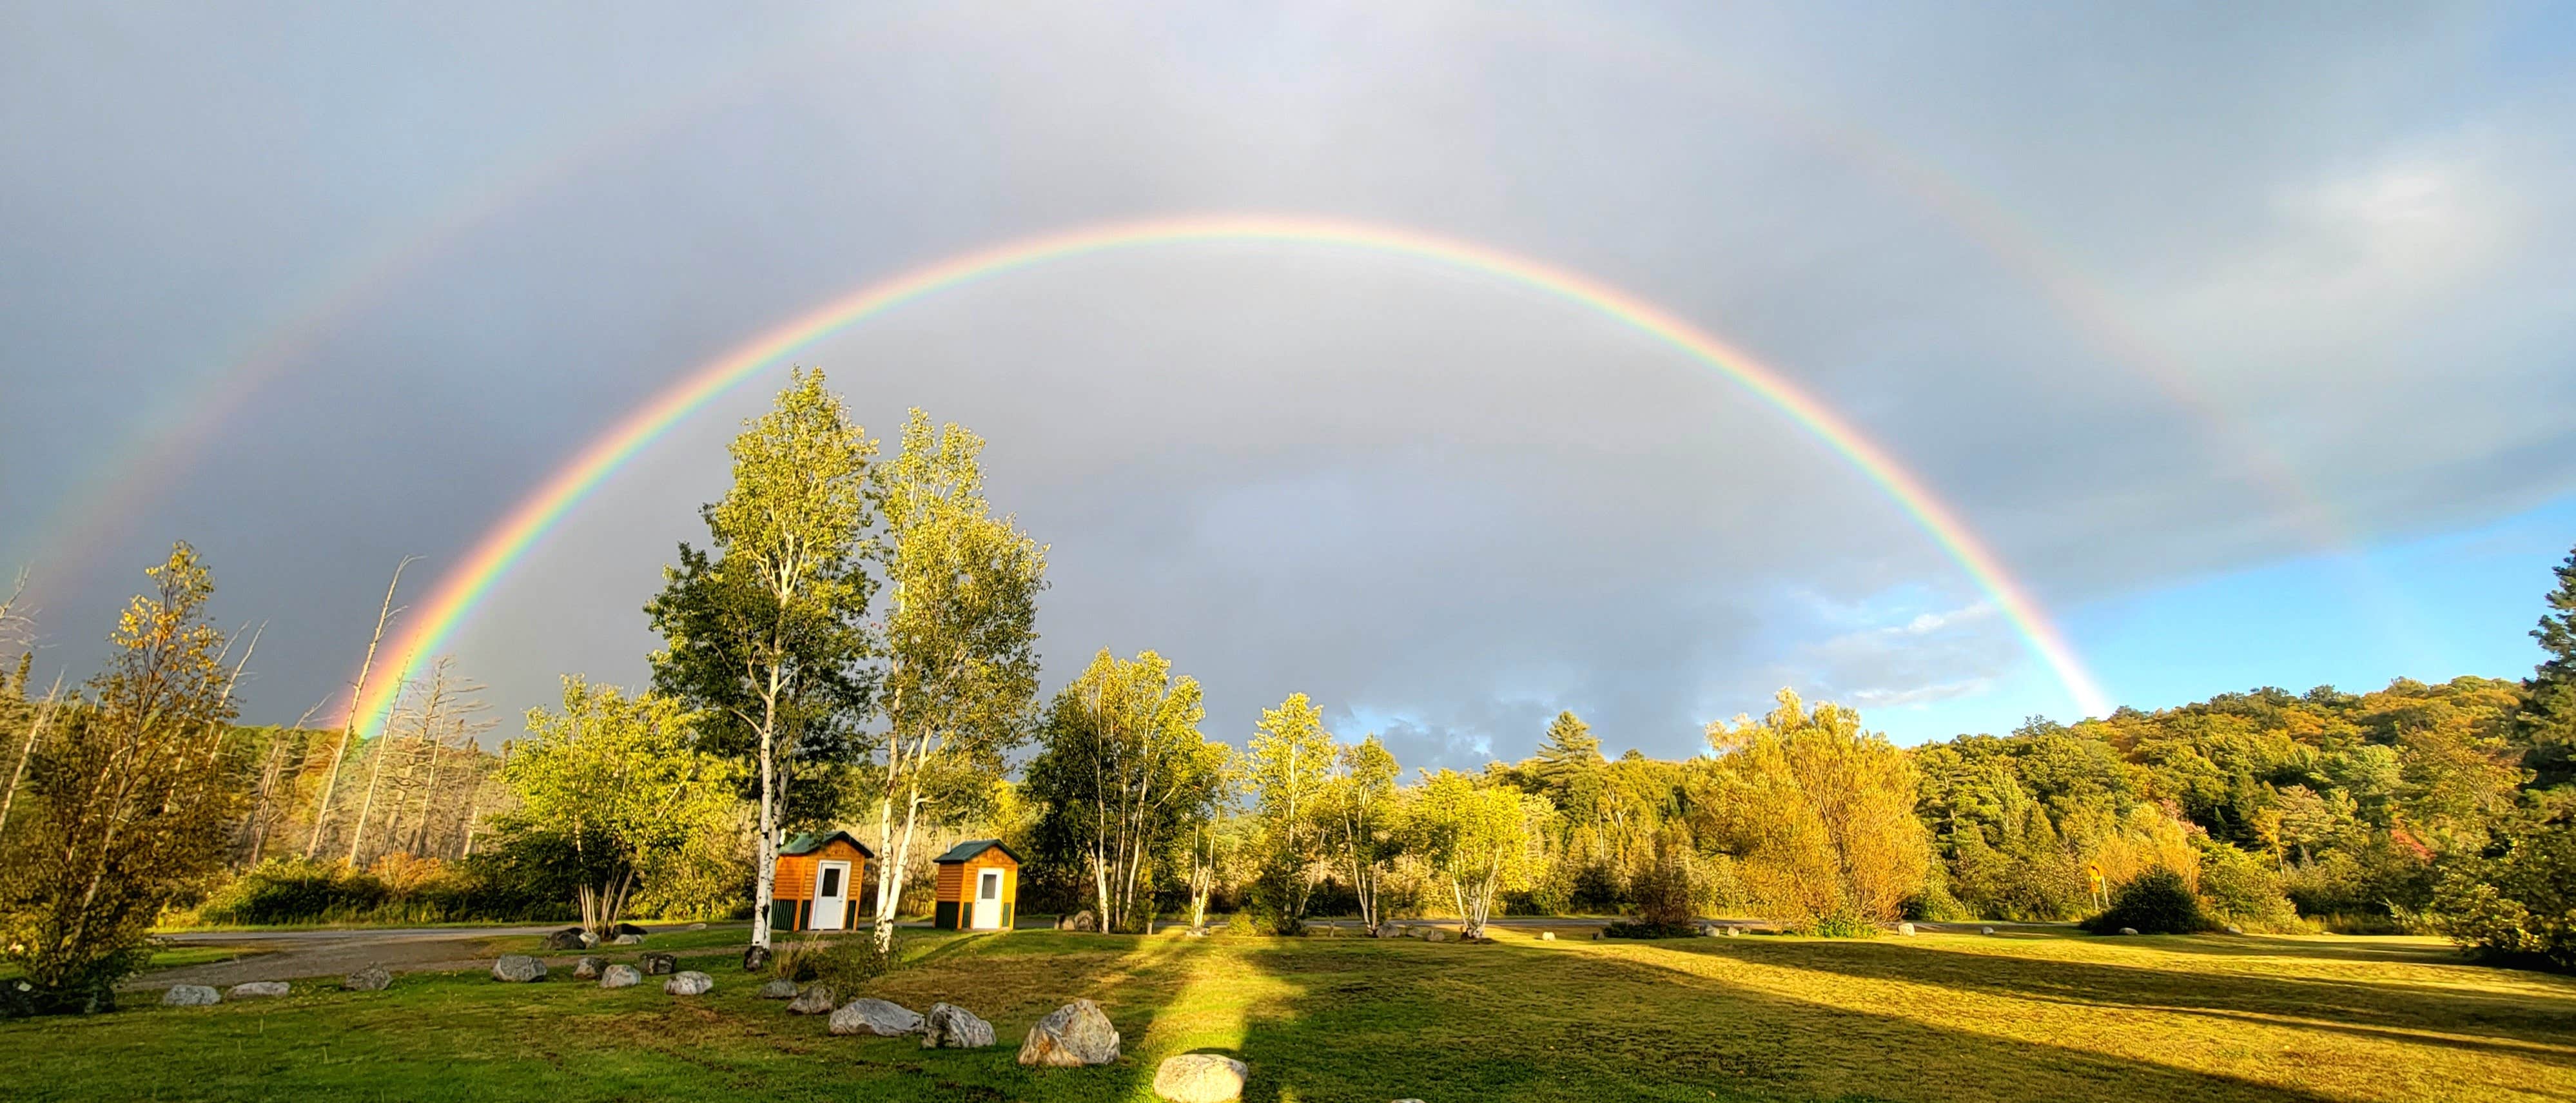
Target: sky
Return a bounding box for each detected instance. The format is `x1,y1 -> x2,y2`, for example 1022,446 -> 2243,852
3,2 -> 2571,768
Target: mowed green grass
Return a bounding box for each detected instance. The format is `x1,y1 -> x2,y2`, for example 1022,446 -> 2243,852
6,926 -> 2573,1103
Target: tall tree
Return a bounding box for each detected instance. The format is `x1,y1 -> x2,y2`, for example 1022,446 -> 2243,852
1240,692 -> 1337,931
1328,734 -> 1403,930
1407,770 -> 1550,939
865,409 -> 1046,953
647,369 -> 876,950
307,557 -> 414,860
1024,649 -> 1227,933
0,543 -> 244,1011
2518,543 -> 2576,790
498,678 -> 740,935
1697,689 -> 1931,932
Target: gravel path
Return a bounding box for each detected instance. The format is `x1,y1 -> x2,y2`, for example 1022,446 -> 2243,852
128,924 -> 718,990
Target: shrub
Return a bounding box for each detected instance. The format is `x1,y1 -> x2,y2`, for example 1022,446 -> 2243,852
2083,866 -> 2216,935
2430,815 -> 2576,972
2196,844 -> 2301,932
771,938 -> 895,989
1799,910 -> 1880,939
197,860 -> 392,926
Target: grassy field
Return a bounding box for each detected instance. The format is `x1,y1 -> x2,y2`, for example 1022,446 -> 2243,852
5,924 -> 2571,1102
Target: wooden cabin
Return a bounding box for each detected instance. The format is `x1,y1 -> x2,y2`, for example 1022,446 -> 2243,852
931,839 -> 1020,931
769,830 -> 874,933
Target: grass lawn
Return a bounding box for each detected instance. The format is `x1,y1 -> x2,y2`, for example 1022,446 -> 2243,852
5,925 -> 2571,1102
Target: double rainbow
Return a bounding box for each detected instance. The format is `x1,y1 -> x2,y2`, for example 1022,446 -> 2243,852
350,214 -> 2111,737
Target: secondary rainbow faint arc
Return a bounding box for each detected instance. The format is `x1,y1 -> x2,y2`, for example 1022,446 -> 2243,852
351,214 -> 2114,738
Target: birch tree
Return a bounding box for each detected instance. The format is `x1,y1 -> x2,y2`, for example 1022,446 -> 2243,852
1241,692 -> 1336,932
647,369 -> 875,951
1025,649 -> 1227,933
1328,733 -> 1403,930
865,409 -> 1044,953
1408,770 -> 1550,940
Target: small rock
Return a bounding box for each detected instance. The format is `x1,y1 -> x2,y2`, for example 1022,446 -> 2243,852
1057,910 -> 1098,932
786,984 -> 835,1014
612,933 -> 645,946
921,1001 -> 996,1048
572,956 -> 607,979
665,970 -> 714,996
2225,924 -> 2244,935
830,997 -> 926,1036
1980,926 -> 1996,936
1897,922 -> 1917,937
600,964 -> 642,989
1153,1053 -> 1248,1103
687,922 -> 707,930
491,955 -> 547,982
1422,928 -> 1447,943
741,945 -> 772,972
1724,926 -> 1742,937
638,952 -> 678,975
2117,927 -> 2140,936
757,977 -> 798,999
227,981 -> 289,999
161,984 -> 220,1007
1538,931 -> 1555,941
579,930 -> 601,948
343,966 -> 392,991
542,927 -> 588,952
1017,999 -> 1120,1067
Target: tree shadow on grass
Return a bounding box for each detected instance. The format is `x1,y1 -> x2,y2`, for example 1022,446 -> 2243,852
1680,934 -> 2576,1049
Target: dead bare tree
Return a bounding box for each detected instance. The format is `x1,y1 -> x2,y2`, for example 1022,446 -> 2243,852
240,701 -> 326,867
306,556 -> 415,861
344,667 -> 419,868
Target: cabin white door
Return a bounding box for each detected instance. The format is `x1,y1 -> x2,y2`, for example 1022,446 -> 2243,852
971,869 -> 1003,930
812,861 -> 850,930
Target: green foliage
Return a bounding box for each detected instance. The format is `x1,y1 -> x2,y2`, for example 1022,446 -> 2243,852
2194,843 -> 2301,932
2430,812 -> 2576,971
0,544 -> 244,1012
2517,543 -> 2576,790
1697,690 -> 1930,928
1405,770 -> 1550,937
2083,867 -> 2216,935
1240,692 -> 1337,930
770,937 -> 896,989
1023,649 -> 1226,933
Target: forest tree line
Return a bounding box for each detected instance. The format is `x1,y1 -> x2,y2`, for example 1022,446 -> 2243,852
5,373 -> 2572,1013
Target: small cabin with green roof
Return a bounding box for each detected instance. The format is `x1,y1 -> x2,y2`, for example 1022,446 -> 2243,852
931,839 -> 1019,931
769,830 -> 873,933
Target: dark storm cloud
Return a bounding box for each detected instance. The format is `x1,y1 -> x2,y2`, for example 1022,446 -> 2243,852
5,2 -> 2570,763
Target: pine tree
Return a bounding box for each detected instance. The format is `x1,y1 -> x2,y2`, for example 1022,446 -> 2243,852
2517,543 -> 2576,790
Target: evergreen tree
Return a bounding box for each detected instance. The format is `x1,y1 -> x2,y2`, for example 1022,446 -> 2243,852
2519,543 -> 2576,790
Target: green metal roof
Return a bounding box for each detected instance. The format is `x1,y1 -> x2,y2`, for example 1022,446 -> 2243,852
930,839 -> 1020,864
779,830 -> 873,857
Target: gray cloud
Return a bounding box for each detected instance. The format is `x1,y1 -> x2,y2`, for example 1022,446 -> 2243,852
5,2 -> 2570,763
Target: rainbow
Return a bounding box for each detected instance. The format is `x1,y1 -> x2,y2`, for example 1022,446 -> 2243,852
350,213 -> 2113,737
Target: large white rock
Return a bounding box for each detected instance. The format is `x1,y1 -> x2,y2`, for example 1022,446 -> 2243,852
161,984 -> 220,1007
227,981 -> 289,999
599,964 -> 641,989
830,997 -> 926,1036
786,984 -> 835,1014
921,1002 -> 995,1048
344,966 -> 392,991
1153,1053 -> 1247,1102
1017,999 -> 1120,1067
664,970 -> 714,995
491,955 -> 547,982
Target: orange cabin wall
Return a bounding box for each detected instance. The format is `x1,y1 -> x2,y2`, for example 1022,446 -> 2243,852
933,851 -> 1020,903
774,839 -> 870,903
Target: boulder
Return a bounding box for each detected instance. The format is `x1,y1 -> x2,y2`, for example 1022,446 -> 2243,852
491,955 -> 547,982
1979,926 -> 1996,936
758,978 -> 799,999
741,945 -> 772,973
1538,931 -> 1556,941
612,934 -> 645,946
1897,922 -> 1917,937
921,1001 -> 996,1049
613,922 -> 649,937
573,956 -> 608,979
1057,910 -> 1098,932
161,984 -> 220,1007
344,966 -> 393,991
2225,924 -> 2244,935
1724,926 -> 1743,937
600,964 -> 642,989
227,981 -> 289,999
687,922 -> 707,930
2117,927 -> 2140,937
665,971 -> 714,996
787,984 -> 836,1015
1017,999 -> 1120,1067
638,952 -> 678,975
830,997 -> 926,1037
1421,928 -> 1447,943
1153,1053 -> 1247,1103
542,927 -> 589,952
